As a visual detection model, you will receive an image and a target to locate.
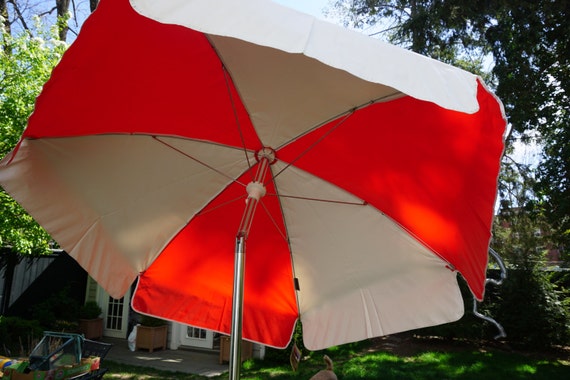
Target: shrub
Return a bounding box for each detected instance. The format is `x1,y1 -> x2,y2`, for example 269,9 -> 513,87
140,315 -> 166,327
0,316 -> 43,356
493,267 -> 570,349
30,286 -> 80,329
79,301 -> 102,319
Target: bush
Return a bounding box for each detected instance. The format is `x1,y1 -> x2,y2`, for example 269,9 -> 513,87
493,267 -> 570,349
79,301 -> 102,319
0,316 -> 43,356
30,286 -> 80,329
140,315 -> 166,327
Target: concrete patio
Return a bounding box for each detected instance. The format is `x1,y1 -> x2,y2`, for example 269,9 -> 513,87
101,337 -> 228,377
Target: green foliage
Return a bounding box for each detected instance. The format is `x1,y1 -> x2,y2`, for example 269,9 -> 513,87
0,18 -> 67,255
102,346 -> 570,380
0,191 -> 52,255
0,18 -> 67,157
535,115 -> 570,257
229,340 -> 570,380
79,301 -> 102,319
484,0 -> 569,253
30,286 -> 80,329
550,270 -> 570,292
263,321 -> 374,365
0,315 -> 43,356
492,194 -> 570,349
140,315 -> 167,327
493,267 -> 570,350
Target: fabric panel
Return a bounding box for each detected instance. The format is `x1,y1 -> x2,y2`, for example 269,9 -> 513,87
131,0 -> 480,113
133,166 -> 298,348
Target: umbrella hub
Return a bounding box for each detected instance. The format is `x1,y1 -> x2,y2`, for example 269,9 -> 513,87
255,146 -> 276,165
245,147 -> 277,201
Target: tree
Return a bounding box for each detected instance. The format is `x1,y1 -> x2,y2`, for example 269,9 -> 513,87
0,20 -> 67,313
89,0 -> 98,13
535,106 -> 569,255
1,0 -> 10,35
482,2 -> 568,254
492,179 -> 570,349
55,0 -> 70,41
1,1 -> 97,42
328,0 -> 490,72
329,0 -> 570,258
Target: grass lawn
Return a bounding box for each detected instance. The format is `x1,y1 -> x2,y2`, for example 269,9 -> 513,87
103,336 -> 570,380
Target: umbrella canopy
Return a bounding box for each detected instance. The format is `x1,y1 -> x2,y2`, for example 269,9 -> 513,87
0,0 -> 505,353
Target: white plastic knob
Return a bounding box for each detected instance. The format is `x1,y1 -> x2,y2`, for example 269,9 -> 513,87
246,181 -> 266,201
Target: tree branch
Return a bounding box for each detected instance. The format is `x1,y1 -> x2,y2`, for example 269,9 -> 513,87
7,0 -> 30,33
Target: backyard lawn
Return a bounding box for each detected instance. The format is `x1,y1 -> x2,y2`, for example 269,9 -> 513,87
103,336 -> 570,380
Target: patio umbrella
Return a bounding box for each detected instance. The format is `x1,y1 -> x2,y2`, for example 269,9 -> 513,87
0,0 -> 506,378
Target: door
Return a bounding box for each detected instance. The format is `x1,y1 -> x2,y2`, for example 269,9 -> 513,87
180,325 -> 214,349
97,286 -> 131,338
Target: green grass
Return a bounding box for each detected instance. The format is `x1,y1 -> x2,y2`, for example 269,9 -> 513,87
103,361 -> 204,379
103,339 -> 570,380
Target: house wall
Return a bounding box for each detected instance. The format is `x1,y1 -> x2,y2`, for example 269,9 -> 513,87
84,276 -> 99,303
0,254 -> 57,312
5,252 -> 87,318
8,256 -> 56,308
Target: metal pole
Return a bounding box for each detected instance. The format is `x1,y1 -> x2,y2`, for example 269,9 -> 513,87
472,248 -> 508,340
229,236 -> 246,380
228,147 -> 275,380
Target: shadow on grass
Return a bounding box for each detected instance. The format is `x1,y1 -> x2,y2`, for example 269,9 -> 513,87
103,339 -> 570,380
336,350 -> 569,380
240,345 -> 570,380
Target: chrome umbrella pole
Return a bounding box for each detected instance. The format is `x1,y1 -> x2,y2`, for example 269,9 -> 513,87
229,147 -> 275,380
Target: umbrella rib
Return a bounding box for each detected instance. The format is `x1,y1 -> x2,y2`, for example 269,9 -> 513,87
258,199 -> 288,242
194,194 -> 248,217
222,64 -> 254,175
271,111 -> 355,183
267,193 -> 367,206
270,90 -> 402,184
153,136 -> 248,187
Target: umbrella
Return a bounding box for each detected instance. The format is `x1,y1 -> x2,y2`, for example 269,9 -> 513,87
0,0 -> 506,377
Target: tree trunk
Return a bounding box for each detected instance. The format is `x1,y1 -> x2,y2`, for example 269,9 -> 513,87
56,0 -> 70,41
0,0 -> 10,36
90,0 -> 98,13
408,0 -> 424,54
